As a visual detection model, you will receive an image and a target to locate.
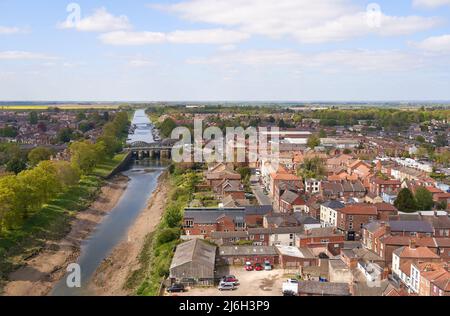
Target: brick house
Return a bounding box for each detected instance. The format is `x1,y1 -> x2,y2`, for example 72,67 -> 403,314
410,262 -> 450,296
218,245 -> 280,266
183,206 -> 272,238
296,227 -> 345,248
321,180 -> 366,200
336,204 -> 379,240
369,178 -> 401,196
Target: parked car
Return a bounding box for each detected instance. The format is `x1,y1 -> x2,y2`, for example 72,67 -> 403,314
222,275 -> 239,285
264,261 -> 272,271
245,262 -> 254,271
218,282 -> 237,291
255,263 -> 264,271
167,283 -> 186,293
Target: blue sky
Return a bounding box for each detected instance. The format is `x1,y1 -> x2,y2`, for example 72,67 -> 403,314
1,0 -> 450,101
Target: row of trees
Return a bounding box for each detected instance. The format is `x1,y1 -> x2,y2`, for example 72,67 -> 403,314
0,160 -> 80,232
0,111 -> 130,233
69,111 -> 130,174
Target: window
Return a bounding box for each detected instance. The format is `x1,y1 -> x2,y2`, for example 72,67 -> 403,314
349,222 -> 353,230
348,215 -> 353,222
185,220 -> 194,228
289,234 -> 294,240
260,235 -> 265,241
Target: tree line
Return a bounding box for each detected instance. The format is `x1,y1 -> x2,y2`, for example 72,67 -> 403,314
0,111 -> 130,234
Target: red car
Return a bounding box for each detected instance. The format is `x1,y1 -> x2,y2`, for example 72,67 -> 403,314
222,275 -> 239,285
255,263 -> 264,271
245,262 -> 254,271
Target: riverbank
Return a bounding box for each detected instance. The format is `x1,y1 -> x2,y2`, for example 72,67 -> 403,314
1,175 -> 129,296
88,171 -> 170,296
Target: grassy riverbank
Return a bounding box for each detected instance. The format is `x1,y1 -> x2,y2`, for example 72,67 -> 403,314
130,166 -> 201,296
93,153 -> 129,178
0,175 -> 103,291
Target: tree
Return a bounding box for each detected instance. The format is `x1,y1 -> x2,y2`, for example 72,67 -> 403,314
394,188 -> 417,213
298,157 -> 326,180
415,187 -> 434,211
434,134 -> 448,148
6,157 -> 27,174
0,126 -> 18,137
319,129 -> 327,138
415,135 -> 425,143
57,128 -> 74,143
343,148 -> 352,155
437,200 -> 448,211
159,118 -> 177,138
69,141 -> 105,174
307,134 -> 321,149
28,147 -> 54,166
165,205 -> 183,228
29,112 -> 38,125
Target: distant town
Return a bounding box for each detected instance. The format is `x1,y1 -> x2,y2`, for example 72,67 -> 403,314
0,104 -> 448,297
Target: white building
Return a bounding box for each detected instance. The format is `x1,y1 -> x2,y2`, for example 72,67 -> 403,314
320,201 -> 345,227
305,179 -> 321,194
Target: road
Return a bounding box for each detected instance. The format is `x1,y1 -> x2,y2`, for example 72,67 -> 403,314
251,184 -> 273,206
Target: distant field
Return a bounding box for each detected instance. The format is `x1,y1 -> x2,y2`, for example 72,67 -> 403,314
0,104 -> 121,110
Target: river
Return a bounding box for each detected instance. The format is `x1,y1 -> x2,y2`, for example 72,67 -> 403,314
51,110 -> 164,296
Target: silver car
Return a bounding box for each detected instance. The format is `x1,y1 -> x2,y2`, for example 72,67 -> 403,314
218,282 -> 237,291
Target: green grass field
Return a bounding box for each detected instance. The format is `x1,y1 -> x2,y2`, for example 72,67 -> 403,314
93,153 -> 128,178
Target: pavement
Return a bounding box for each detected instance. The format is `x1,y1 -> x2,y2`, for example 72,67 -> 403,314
168,267 -> 285,297
251,183 -> 273,206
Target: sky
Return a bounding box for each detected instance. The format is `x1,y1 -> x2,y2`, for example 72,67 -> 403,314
1,0 -> 450,102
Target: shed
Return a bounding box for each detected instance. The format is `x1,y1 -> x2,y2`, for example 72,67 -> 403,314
169,239 -> 217,286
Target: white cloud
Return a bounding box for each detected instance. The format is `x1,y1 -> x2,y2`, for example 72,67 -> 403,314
166,29 -> 250,44
165,0 -> 440,43
100,29 -> 249,45
413,0 -> 450,8
187,49 -> 422,72
128,58 -> 155,67
413,34 -> 450,53
59,7 -> 131,32
99,31 -> 166,45
0,26 -> 22,34
0,51 -> 57,60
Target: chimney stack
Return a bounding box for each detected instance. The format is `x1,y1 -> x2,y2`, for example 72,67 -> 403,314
409,239 -> 417,249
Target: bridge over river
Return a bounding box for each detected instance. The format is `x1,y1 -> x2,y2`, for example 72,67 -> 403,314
125,139 -> 178,159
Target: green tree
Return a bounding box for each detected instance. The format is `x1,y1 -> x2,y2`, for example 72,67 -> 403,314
434,134 -> 448,148
29,112 -> 38,125
415,135 -> 425,143
297,157 -> 326,179
319,129 -> 327,138
415,187 -> 434,211
28,147 -> 54,166
164,205 -> 183,228
57,128 -> 74,143
6,157 -> 27,174
394,188 -> 417,213
160,118 -> 177,138
307,134 -> 321,149
70,141 -> 105,174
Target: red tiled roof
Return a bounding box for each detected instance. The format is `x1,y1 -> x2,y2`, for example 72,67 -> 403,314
339,204 -> 378,215
374,203 -> 398,212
